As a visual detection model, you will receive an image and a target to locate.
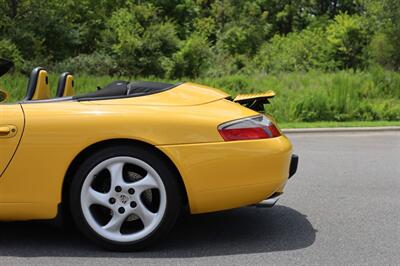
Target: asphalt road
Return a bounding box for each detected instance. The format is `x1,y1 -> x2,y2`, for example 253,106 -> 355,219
0,131 -> 399,265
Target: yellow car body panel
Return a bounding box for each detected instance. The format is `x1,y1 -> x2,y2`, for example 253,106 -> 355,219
0,82 -> 293,220
159,136 -> 292,213
0,105 -> 24,175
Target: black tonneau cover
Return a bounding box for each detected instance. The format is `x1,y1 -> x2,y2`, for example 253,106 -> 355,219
74,81 -> 177,101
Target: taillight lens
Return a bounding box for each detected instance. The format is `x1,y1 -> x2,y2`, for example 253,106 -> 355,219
218,115 -> 281,141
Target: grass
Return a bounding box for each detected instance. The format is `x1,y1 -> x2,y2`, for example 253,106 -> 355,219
280,121 -> 400,129
1,68 -> 400,125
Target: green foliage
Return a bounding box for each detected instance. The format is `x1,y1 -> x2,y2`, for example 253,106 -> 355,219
193,17 -> 216,39
101,4 -> 180,76
172,34 -> 211,78
0,39 -> 23,68
253,28 -> 335,73
212,1 -> 271,56
326,13 -> 371,69
365,0 -> 400,70
0,0 -> 398,76
280,120 -> 400,128
368,33 -> 395,68
53,53 -> 117,76
294,91 -> 333,122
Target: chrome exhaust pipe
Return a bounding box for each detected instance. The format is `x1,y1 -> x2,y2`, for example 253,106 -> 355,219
255,192 -> 282,208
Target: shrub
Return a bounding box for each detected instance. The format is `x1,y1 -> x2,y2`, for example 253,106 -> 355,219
218,26 -> 252,55
381,103 -> 400,121
196,74 -> 252,95
352,102 -> 381,121
53,53 -> 117,76
136,22 -> 180,76
0,39 -> 24,70
172,34 -> 211,78
102,4 -> 180,76
252,28 -> 335,73
368,33 -> 396,69
326,13 -> 370,69
369,66 -> 400,98
293,91 -> 334,122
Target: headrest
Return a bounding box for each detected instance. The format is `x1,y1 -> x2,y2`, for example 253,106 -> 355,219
24,67 -> 51,101
56,72 -> 75,97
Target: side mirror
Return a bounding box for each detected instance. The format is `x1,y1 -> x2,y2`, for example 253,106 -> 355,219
0,89 -> 8,103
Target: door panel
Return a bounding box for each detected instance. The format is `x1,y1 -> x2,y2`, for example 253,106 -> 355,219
0,104 -> 24,176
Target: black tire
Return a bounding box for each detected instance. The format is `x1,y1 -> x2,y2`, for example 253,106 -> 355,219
69,144 -> 182,251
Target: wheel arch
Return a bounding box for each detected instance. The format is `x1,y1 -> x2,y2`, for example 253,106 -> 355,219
61,138 -> 189,218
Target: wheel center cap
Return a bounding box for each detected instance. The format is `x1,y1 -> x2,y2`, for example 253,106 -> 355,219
119,194 -> 129,204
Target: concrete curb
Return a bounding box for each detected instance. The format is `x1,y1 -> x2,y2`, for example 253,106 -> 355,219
282,126 -> 400,134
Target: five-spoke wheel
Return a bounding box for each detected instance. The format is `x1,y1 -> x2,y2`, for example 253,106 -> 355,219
69,145 -> 182,250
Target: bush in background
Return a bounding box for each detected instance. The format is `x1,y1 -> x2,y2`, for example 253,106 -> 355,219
171,34 -> 212,78
0,39 -> 23,69
252,28 -> 335,73
326,13 -> 371,69
101,4 -> 180,77
52,53 -> 118,76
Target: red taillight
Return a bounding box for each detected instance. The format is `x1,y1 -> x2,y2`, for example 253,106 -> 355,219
218,115 -> 281,141
219,127 -> 269,141
268,124 -> 281,137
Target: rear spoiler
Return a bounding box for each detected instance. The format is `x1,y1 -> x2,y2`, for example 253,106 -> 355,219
0,58 -> 14,78
233,91 -> 276,112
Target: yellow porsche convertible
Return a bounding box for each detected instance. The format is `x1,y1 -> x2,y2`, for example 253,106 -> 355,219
0,58 -> 298,250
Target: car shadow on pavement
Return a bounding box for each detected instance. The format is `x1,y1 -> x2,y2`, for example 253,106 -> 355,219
0,205 -> 316,258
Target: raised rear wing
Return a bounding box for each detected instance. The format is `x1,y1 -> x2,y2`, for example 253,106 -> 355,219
233,91 -> 276,112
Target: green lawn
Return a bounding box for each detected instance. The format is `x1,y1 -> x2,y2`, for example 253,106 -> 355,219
280,121 -> 400,129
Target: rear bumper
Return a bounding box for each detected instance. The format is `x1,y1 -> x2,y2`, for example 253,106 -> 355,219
159,136 -> 294,214
256,154 -> 298,207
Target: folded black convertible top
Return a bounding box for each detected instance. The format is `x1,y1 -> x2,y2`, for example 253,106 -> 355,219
74,81 -> 178,101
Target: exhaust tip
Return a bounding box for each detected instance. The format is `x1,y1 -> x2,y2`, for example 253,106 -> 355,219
255,192 -> 282,208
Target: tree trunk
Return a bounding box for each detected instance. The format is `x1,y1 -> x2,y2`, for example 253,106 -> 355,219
10,0 -> 18,18
332,0 -> 338,18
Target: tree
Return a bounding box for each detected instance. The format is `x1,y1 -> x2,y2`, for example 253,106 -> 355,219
326,13 -> 370,69
372,0 -> 400,70
101,3 -> 180,76
172,34 -> 211,77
